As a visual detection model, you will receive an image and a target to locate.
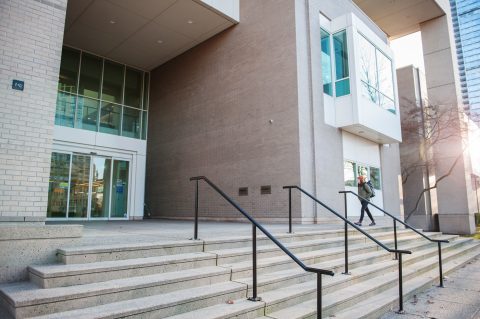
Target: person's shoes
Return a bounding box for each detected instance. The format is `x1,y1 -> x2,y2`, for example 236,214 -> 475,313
369,222 -> 376,226
354,222 -> 362,226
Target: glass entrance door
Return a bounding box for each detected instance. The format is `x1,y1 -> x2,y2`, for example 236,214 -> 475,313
47,151 -> 130,220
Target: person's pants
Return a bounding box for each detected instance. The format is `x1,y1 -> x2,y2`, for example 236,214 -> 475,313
359,200 -> 374,223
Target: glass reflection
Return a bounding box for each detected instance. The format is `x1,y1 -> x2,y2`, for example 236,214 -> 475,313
125,68 -> 142,108
78,54 -> 102,99
111,160 -> 129,218
102,61 -> 124,104
99,102 -> 121,135
76,97 -> 99,131
321,29 -> 333,96
90,157 -> 111,218
69,155 -> 90,218
122,107 -> 141,138
55,92 -> 75,127
47,152 -> 71,218
58,47 -> 80,93
359,35 -> 378,89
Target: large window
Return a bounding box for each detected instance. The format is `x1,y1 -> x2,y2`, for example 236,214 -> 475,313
344,160 -> 382,190
56,47 -> 149,140
333,30 -> 350,97
321,29 -> 333,96
358,34 -> 395,114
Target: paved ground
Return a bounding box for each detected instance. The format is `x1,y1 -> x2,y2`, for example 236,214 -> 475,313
381,255 -> 480,319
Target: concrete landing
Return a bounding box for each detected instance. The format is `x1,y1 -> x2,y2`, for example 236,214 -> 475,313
380,255 -> 480,319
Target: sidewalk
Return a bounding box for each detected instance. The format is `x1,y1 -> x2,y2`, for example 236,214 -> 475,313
380,255 -> 480,319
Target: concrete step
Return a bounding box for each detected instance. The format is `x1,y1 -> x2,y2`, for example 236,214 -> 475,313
235,235 -> 464,296
25,282 -> 247,319
212,229 -> 433,265
1,266 -> 232,318
29,252 -> 217,288
264,240 -> 480,318
57,239 -> 205,264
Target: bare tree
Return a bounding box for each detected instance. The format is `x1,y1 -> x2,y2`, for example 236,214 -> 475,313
400,97 -> 478,222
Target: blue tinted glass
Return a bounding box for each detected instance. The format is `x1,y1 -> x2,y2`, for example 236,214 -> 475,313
321,29 -> 333,96
55,92 -> 75,127
333,30 -> 349,80
336,78 -> 350,97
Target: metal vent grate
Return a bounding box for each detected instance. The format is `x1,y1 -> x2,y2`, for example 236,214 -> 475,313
239,187 -> 248,196
260,185 -> 271,195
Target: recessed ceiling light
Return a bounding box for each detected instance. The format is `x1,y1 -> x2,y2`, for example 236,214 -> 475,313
187,19 -> 194,24
157,40 -> 163,44
109,20 -> 116,24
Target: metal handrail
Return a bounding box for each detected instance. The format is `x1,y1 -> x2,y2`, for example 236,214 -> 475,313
284,185 -> 411,313
339,190 -> 449,288
191,176 -> 334,319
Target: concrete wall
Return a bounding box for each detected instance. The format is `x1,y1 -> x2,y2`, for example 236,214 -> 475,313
147,0 -> 301,222
0,0 -> 67,223
420,14 -> 477,234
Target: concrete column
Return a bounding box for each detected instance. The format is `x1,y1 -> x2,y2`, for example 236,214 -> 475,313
420,14 -> 476,234
0,0 -> 67,223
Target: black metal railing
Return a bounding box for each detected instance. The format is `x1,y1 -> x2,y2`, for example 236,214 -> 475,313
339,190 -> 449,288
284,185 -> 411,313
191,176 -> 334,319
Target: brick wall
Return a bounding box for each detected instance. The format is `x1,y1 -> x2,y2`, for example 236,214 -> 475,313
0,0 -> 67,222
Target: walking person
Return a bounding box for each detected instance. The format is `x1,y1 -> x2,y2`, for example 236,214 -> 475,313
354,175 -> 376,226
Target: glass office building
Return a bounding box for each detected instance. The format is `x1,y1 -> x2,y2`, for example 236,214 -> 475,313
450,0 -> 480,120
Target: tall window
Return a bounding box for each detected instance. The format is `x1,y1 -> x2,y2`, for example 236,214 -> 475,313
358,33 -> 395,114
333,30 -> 350,97
321,29 -> 333,96
55,47 -> 149,140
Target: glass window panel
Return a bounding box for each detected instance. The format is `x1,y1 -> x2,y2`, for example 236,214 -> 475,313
78,53 -> 102,99
124,68 -> 142,108
102,61 -> 124,104
357,165 -> 368,180
379,93 -> 396,114
69,154 -> 90,218
122,107 -> 141,138
358,35 -> 378,90
377,50 -> 394,99
141,111 -> 148,140
344,161 -> 356,186
99,102 -> 121,135
55,92 -> 75,127
143,73 -> 149,110
321,29 -> 333,96
336,78 -> 350,97
111,160 -> 129,218
361,81 -> 378,103
369,167 -> 381,190
76,97 -> 99,131
333,30 -> 349,80
58,47 -> 80,93
90,157 -> 111,218
47,152 -> 71,218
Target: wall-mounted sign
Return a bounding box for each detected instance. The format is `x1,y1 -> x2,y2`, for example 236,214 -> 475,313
12,80 -> 24,91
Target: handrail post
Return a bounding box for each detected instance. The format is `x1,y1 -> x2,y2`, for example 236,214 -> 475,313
397,253 -> 405,314
288,187 -> 292,234
394,219 -> 398,260
342,192 -> 349,275
438,242 -> 444,287
248,224 -> 261,301
317,273 -> 322,319
194,179 -> 199,240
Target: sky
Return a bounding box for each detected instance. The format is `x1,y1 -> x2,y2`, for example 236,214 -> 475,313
390,31 -> 425,71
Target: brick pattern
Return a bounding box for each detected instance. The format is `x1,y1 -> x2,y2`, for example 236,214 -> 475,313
0,0 -> 67,221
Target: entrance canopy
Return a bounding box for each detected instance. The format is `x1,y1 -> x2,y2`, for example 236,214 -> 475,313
353,0 -> 448,39
63,0 -> 239,70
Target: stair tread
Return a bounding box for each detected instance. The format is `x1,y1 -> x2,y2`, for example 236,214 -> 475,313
2,266 -> 231,307
164,298 -> 265,319
25,281 -> 246,319
29,252 -> 216,278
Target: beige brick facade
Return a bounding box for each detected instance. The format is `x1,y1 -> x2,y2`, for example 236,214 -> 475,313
0,0 -> 67,222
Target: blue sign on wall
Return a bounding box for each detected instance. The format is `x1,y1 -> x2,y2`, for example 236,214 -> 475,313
12,80 -> 24,91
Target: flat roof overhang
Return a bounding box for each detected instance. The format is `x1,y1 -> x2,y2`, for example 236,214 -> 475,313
353,0 -> 448,39
64,0 -> 239,70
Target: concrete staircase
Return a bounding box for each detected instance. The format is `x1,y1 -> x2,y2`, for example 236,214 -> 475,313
0,226 -> 479,319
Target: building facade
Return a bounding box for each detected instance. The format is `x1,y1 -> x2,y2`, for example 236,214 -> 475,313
0,0 -> 476,283
450,0 -> 480,120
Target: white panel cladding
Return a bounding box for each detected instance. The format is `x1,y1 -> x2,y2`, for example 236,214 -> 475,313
323,13 -> 402,144
53,126 -> 146,219
342,131 -> 384,216
198,0 -> 239,22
